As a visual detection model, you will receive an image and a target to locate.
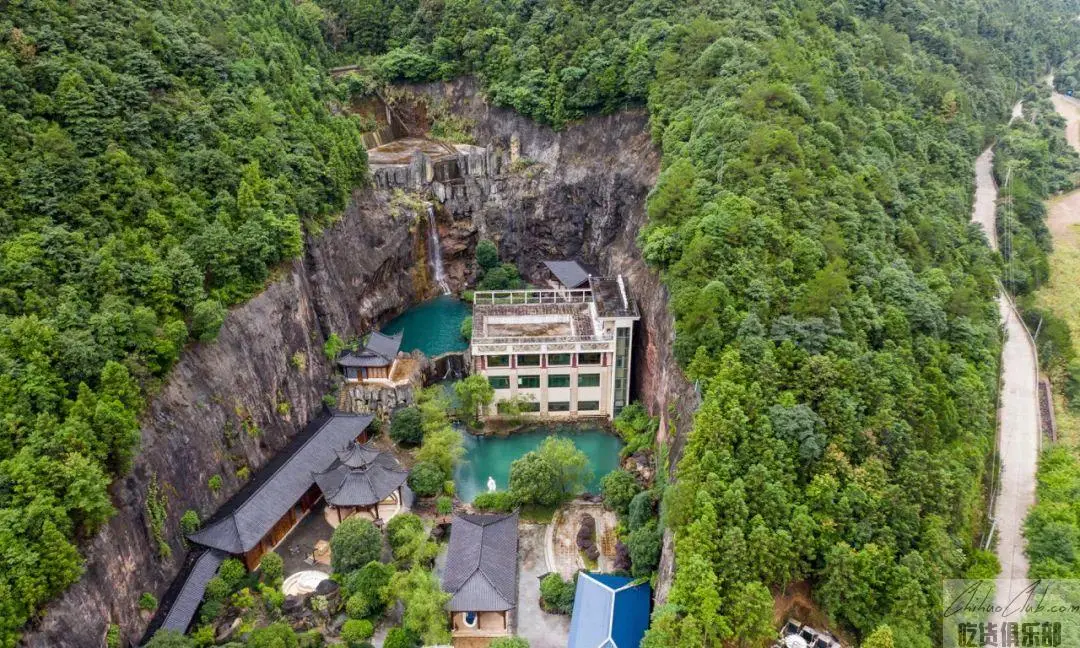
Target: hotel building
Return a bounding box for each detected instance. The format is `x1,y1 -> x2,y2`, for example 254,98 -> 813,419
469,268 -> 639,420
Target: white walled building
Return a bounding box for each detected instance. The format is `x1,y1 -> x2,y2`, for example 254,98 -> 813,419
469,274 -> 639,420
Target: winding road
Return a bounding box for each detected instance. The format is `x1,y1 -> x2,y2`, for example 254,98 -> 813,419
1048,93 -> 1080,245
977,86 -> 1080,618
970,100 -> 1041,620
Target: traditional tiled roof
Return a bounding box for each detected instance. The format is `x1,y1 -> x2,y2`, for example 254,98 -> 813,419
140,548 -> 225,645
338,331 -> 403,367
568,573 -> 651,648
335,441 -> 383,468
187,411 -> 373,554
442,512 -> 519,612
313,451 -> 407,507
543,260 -> 592,289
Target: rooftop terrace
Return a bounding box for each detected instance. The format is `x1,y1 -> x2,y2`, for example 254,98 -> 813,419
470,279 -> 638,350
471,302 -> 596,344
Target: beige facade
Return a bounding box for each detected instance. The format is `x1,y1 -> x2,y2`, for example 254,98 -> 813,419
470,278 -> 639,420
451,610 -> 510,637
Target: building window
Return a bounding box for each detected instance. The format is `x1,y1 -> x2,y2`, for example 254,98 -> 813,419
522,401 -> 541,412
463,611 -> 477,627
578,373 -> 601,387
518,375 -> 540,389
579,400 -> 600,411
517,354 -> 541,367
613,325 -> 631,413
547,353 -> 572,366
548,374 -> 571,388
577,352 -> 602,365
488,355 -> 510,367
548,401 -> 570,412
489,376 -> 510,390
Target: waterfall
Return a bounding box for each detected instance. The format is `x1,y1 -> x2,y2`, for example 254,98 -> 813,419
425,203 -> 450,294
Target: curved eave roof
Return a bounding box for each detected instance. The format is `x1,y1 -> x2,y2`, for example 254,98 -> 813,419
187,412 -> 373,553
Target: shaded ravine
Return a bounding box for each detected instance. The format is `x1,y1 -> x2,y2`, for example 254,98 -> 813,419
970,137 -> 1040,619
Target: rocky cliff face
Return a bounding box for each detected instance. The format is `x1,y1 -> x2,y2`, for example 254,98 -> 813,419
404,79 -> 697,603
22,191 -> 428,648
405,79 -> 699,456
25,81 -> 695,646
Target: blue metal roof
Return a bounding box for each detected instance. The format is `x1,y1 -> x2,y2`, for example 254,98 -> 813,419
568,573 -> 651,648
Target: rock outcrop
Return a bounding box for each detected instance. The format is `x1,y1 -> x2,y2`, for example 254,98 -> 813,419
403,79 -> 699,458
22,191 -> 428,647
399,80 -> 697,604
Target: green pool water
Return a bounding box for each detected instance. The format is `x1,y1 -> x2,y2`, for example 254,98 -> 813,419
381,295 -> 470,357
454,426 -> 624,503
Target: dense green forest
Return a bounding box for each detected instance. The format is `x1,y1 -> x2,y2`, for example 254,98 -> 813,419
5,0 -> 1080,645
995,87 -> 1080,404
994,87 -> 1080,297
317,0 -> 1080,646
0,0 -> 368,643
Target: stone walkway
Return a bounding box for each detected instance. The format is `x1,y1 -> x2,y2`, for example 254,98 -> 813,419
279,502 -> 335,577
516,523 -> 571,648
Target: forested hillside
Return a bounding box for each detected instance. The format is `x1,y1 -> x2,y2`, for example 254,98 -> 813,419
5,0 -> 1080,644
0,0 -> 369,642
317,0 -> 1080,646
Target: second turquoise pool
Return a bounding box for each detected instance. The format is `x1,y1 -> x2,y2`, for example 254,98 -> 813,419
453,426 -> 624,503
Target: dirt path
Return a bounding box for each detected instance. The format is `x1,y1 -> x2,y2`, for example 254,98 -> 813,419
1010,100 -> 1024,125
1051,93 -> 1080,153
970,144 -> 1041,620
1047,93 -> 1080,244
972,147 -> 999,249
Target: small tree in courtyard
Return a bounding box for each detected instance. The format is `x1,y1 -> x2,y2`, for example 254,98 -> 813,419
331,517 -> 382,573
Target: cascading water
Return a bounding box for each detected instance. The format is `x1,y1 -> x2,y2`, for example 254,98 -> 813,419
425,203 -> 450,294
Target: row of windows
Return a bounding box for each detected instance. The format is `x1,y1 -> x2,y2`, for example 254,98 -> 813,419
489,374 -> 601,389
494,400 -> 599,413
486,352 -> 603,368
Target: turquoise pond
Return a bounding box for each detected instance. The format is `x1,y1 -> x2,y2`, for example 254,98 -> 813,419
380,295 -> 470,357
453,426 -> 624,503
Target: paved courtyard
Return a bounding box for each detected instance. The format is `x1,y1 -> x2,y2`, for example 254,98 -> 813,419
515,523 -> 571,648
279,502 -> 335,576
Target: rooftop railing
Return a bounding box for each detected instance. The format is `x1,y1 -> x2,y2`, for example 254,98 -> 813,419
470,331 -> 615,345
472,288 -> 593,305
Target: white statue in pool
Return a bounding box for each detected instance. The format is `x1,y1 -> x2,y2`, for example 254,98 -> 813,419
487,476 -> 497,492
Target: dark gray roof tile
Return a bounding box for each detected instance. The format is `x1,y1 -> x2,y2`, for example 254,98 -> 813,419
140,549 -> 225,644
543,260 -> 592,288
187,412 -> 373,553
442,512 -> 519,612
337,331 -> 403,367
314,452 -> 407,507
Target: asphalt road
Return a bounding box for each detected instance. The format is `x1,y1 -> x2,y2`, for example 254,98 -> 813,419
970,143 -> 1041,620
991,294 -> 1040,620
